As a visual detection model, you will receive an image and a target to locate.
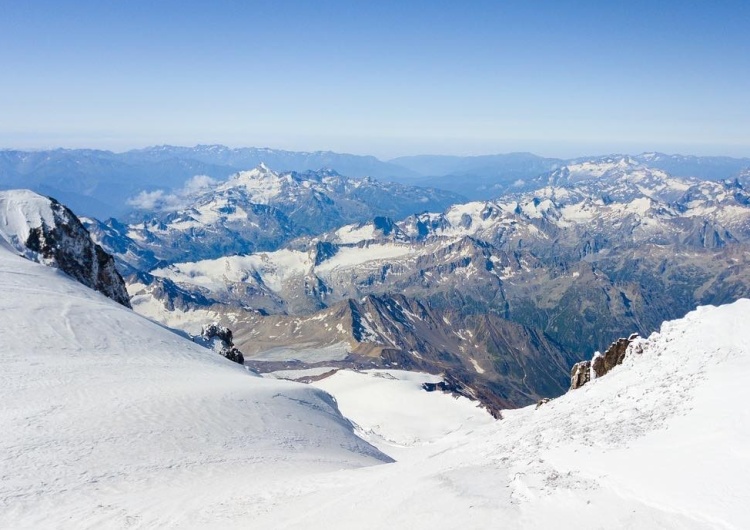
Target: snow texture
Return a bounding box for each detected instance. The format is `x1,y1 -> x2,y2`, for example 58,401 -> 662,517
0,243 -> 389,529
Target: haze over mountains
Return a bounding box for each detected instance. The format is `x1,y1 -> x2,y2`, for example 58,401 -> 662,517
3,145 -> 749,218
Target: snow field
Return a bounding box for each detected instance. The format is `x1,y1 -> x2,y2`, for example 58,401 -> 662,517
0,244 -> 389,529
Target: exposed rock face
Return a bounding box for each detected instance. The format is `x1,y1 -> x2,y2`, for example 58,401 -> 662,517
592,335 -> 637,377
0,190 -> 131,308
196,323 -> 245,365
570,361 -> 591,390
571,333 -> 640,390
422,380 -> 457,392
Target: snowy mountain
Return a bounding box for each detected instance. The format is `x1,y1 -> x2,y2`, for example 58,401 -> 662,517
9,260 -> 747,527
135,157 -> 750,360
0,189 -> 131,307
3,147 -> 749,219
0,146 -> 420,218
3,172 -> 750,528
89,164 -> 464,266
0,231 -> 391,528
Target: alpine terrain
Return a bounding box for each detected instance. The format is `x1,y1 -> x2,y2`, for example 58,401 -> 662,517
1,194 -> 749,527
110,156 -> 750,414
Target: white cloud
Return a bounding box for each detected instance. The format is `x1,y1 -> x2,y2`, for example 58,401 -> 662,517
127,175 -> 219,211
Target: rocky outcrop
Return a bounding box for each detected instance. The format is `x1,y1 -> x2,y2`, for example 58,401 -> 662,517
0,190 -> 131,308
570,360 -> 591,390
196,323 -> 245,365
570,333 -> 640,390
422,380 -> 459,393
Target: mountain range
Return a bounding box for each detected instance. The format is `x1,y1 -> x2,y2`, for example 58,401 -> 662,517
2,162 -> 750,528
125,156 -> 750,347
58,154 -> 741,414
83,164 -> 463,269
2,145 -> 748,218
5,152 -> 750,411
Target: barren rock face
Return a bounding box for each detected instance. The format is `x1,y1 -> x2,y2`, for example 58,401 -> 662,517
571,334 -> 640,390
570,360 -> 591,390
196,322 -> 245,365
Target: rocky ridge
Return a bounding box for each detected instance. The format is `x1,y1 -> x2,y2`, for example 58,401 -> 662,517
0,190 -> 131,307
570,333 -> 643,390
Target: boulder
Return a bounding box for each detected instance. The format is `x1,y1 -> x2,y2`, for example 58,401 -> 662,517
195,323 -> 245,365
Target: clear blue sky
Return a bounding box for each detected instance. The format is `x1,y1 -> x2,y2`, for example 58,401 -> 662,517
1,0 -> 749,158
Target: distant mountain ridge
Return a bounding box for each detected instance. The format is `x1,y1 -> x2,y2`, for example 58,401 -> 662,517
85,164 -> 464,268
2,145 -> 748,218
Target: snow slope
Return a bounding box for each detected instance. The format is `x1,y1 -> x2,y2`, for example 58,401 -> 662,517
0,189 -> 56,256
0,243 -> 389,529
312,370 -> 494,450
249,300 -> 750,529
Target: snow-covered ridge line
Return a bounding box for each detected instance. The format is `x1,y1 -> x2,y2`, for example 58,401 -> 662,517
96,163 -> 462,268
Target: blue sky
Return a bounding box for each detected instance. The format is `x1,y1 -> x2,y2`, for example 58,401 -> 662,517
1,0 -> 748,158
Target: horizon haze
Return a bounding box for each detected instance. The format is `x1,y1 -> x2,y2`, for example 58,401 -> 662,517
1,1 -> 748,158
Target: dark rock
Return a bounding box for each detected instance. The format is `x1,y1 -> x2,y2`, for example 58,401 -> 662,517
21,196 -> 131,308
422,380 -> 458,393
570,360 -> 591,389
571,333 -> 640,390
197,322 -> 245,365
